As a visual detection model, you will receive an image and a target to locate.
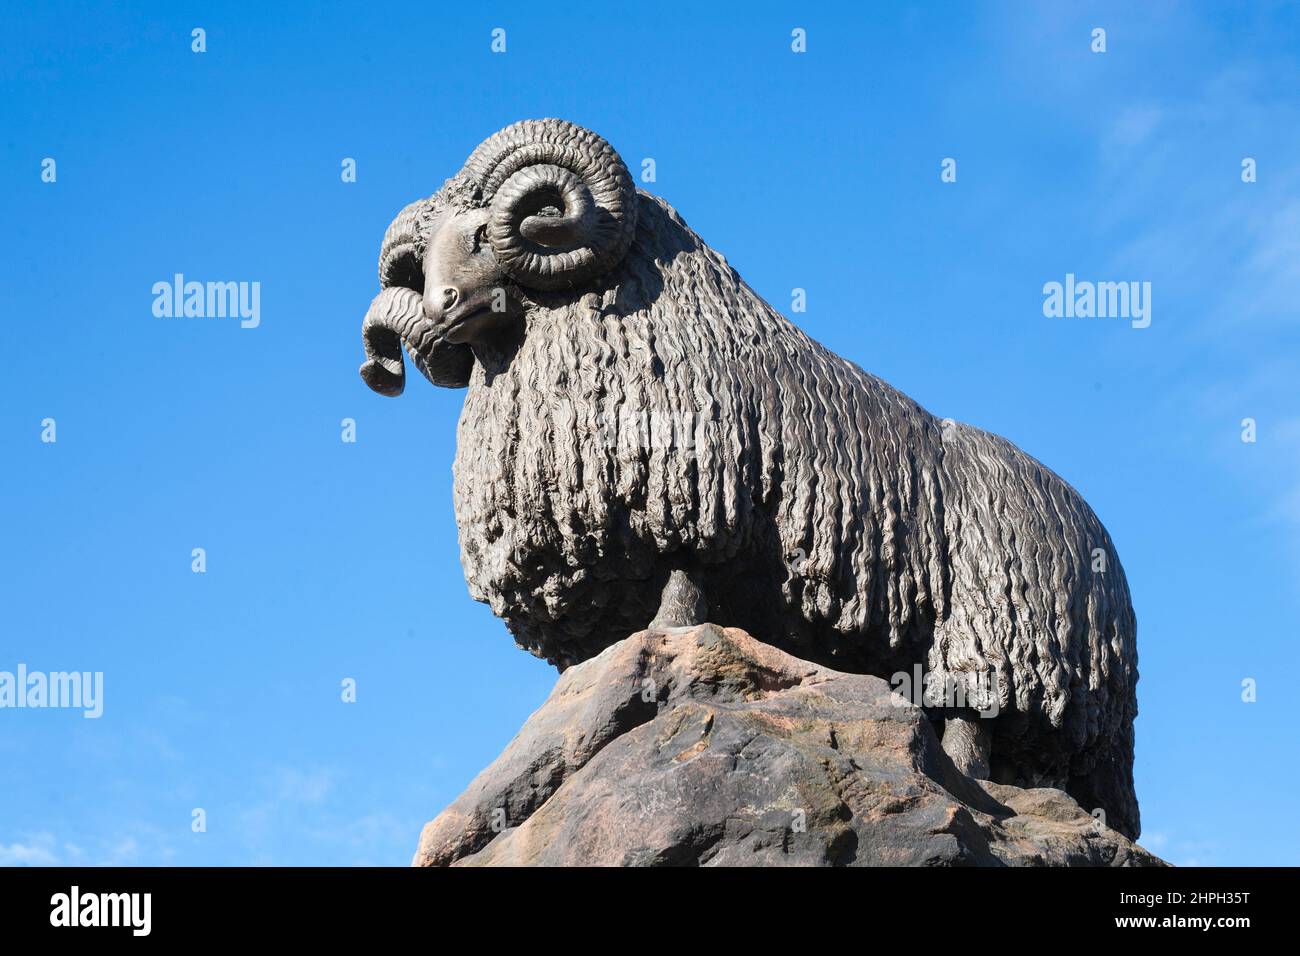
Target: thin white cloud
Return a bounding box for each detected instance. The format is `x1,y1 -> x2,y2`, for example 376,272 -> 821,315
0,835 -> 60,866
0,829 -> 158,867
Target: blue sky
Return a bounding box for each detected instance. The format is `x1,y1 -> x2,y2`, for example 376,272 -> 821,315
1,1 -> 1297,866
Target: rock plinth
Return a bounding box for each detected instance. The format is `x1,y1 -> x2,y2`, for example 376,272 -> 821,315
414,625 -> 1162,867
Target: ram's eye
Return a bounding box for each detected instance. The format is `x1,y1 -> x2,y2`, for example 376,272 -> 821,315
471,224 -> 489,254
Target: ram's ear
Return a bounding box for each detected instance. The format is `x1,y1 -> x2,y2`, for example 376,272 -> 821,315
379,200 -> 432,291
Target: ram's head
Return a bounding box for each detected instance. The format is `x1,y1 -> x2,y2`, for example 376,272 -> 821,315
359,119 -> 639,394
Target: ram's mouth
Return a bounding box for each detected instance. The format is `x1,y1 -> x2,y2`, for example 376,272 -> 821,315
439,304 -> 495,342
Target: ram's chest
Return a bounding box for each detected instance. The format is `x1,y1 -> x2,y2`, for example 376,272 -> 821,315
451,374 -> 601,578
450,362 -> 751,582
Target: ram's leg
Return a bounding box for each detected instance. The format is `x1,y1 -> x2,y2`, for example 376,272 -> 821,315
649,570 -> 708,629
942,712 -> 992,780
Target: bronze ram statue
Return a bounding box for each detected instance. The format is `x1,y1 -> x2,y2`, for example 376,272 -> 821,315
357,119 -> 1141,839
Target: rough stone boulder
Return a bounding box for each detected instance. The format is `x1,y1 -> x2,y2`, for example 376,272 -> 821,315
414,625 -> 1163,867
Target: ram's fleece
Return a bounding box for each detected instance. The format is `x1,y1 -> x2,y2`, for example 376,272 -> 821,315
357,119 -> 1140,839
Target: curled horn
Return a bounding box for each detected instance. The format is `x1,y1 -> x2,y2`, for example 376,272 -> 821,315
361,200 -> 474,392
462,119 -> 638,291
377,199 -> 428,290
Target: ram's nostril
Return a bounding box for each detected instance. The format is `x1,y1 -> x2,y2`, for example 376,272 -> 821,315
442,288 -> 459,311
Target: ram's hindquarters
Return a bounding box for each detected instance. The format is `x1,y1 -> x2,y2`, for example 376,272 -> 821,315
934,422 -> 1140,839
